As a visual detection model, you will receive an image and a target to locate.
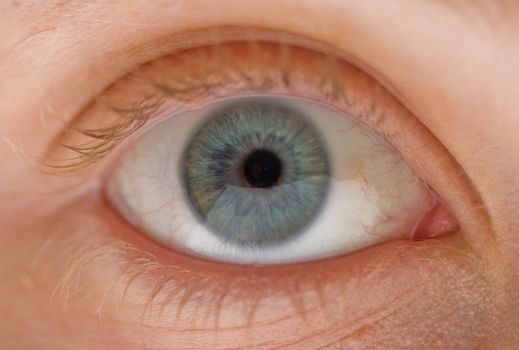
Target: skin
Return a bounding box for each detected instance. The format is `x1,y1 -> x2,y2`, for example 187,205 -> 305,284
1,0 -> 519,349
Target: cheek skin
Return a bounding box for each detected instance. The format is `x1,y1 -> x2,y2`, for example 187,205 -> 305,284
0,191 -> 501,350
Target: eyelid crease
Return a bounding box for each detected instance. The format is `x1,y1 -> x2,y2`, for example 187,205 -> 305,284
40,42 -> 360,173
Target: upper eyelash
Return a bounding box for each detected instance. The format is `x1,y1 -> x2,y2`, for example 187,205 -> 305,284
41,43 -> 345,173
54,96 -> 165,171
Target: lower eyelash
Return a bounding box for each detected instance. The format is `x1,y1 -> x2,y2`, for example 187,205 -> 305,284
50,228 -> 355,333
35,194 -> 343,332
52,236 -> 352,332
35,194 -> 497,349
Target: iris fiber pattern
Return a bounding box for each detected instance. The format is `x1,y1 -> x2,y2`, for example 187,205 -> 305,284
183,102 -> 330,246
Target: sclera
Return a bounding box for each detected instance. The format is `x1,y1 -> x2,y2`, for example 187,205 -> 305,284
107,96 -> 434,265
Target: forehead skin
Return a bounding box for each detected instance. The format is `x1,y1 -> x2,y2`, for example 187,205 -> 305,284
1,0 -> 519,349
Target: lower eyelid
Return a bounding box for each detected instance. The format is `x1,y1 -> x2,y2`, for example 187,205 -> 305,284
38,194 -> 494,349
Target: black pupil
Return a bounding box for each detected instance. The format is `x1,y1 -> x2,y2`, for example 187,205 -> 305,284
243,150 -> 282,188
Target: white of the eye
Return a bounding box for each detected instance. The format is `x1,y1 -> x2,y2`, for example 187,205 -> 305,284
107,96 -> 432,265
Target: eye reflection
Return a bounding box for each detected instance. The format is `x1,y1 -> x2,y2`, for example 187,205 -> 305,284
107,95 -> 435,264
183,102 -> 330,246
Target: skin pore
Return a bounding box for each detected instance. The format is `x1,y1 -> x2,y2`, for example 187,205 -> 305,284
1,0 -> 519,349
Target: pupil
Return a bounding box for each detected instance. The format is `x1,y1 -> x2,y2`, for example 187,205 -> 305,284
243,149 -> 282,188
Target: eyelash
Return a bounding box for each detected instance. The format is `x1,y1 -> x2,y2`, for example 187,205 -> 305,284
44,43 -> 371,172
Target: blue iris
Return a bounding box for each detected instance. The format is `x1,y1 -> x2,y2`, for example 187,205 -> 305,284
183,101 -> 330,246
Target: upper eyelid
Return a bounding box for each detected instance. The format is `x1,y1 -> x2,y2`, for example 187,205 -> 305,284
3,12 -> 424,173
5,2 -> 505,162
29,27 -> 348,170
40,42 -> 379,172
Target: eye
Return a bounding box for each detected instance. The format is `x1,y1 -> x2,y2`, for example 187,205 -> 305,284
107,94 -> 434,264
77,41 -> 456,266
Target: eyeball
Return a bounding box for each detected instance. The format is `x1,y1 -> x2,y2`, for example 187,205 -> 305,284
107,96 -> 434,265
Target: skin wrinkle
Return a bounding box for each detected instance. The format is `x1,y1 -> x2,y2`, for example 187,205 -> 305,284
315,290 -> 425,350
0,0 -> 66,55
0,26 -> 58,67
225,247 -> 490,350
271,285 -> 428,350
1,1 -> 519,349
